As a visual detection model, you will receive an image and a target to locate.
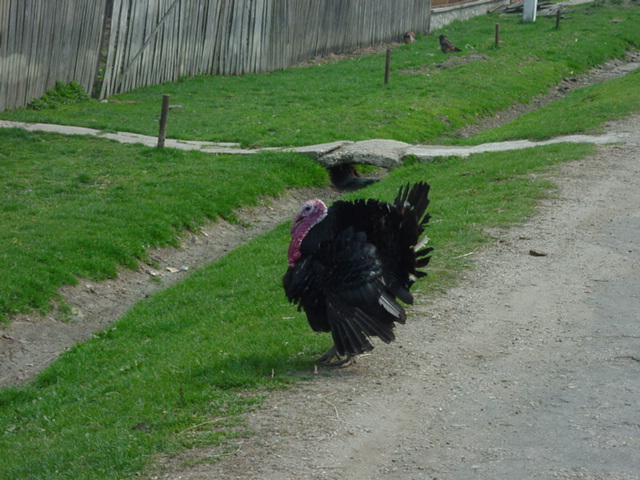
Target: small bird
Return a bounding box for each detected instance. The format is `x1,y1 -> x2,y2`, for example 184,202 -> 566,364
404,31 -> 415,44
283,182 -> 432,366
439,34 -> 461,54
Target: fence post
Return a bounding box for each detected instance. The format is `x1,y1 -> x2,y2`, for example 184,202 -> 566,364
384,49 -> 391,85
157,95 -> 171,148
495,24 -> 500,49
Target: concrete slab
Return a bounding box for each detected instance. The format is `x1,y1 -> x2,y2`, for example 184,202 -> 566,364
283,141 -> 351,159
0,120 -> 244,152
406,133 -> 634,161
1,120 -> 633,165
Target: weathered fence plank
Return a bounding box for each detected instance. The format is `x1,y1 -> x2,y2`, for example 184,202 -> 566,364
0,0 -> 106,111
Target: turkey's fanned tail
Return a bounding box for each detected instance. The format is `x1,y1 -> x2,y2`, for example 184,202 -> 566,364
394,181 -> 431,232
395,181 -> 433,278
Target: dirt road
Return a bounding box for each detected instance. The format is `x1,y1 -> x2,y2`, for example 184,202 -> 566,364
158,115 -> 640,479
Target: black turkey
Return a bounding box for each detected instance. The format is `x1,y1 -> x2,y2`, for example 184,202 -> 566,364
283,182 -> 432,366
439,34 -> 461,54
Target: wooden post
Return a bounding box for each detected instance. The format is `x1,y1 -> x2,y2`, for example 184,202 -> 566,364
556,9 -> 561,29
384,49 -> 391,85
522,0 -> 538,22
157,94 -> 170,148
495,24 -> 500,49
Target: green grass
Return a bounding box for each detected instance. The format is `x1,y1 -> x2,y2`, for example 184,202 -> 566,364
0,129 -> 327,322
463,64 -> 640,144
0,143 -> 596,479
1,3 -> 639,147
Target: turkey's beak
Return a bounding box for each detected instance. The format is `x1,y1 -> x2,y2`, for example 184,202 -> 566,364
291,215 -> 303,235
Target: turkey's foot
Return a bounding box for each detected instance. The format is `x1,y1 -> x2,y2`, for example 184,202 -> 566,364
318,345 -> 358,367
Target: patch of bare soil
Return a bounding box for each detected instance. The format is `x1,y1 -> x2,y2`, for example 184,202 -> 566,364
293,44 -> 401,68
402,53 -> 491,76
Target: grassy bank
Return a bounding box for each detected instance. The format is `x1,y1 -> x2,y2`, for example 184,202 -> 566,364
1,3 -> 638,147
0,130 -> 327,322
463,65 -> 640,144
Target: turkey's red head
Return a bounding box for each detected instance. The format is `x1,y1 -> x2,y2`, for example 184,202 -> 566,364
287,198 -> 327,267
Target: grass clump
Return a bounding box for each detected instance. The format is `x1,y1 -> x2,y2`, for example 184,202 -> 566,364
0,129 -> 327,323
26,81 -> 90,110
0,142 -> 595,479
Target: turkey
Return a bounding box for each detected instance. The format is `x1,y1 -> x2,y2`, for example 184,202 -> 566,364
283,182 -> 432,366
439,34 -> 461,54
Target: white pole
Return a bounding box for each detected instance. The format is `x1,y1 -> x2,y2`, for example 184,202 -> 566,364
523,0 -> 538,22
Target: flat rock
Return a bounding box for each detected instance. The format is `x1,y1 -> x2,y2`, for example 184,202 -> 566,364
317,139 -> 411,169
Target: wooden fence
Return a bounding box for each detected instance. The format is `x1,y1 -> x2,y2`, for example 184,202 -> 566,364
1,0 -> 431,110
100,0 -> 432,98
0,1 -> 107,111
